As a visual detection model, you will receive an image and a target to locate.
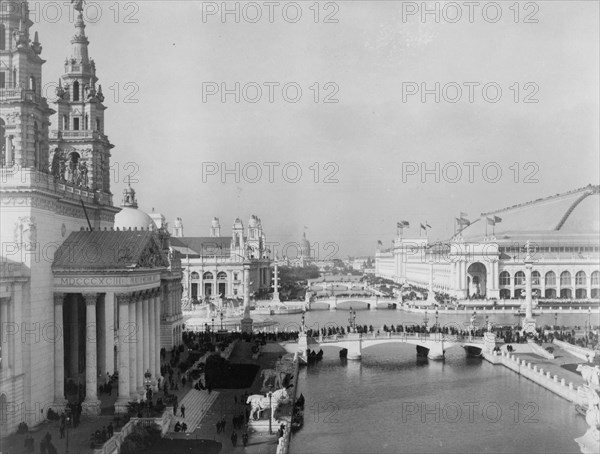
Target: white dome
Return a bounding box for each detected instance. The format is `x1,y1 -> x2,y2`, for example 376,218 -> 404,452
114,207 -> 156,230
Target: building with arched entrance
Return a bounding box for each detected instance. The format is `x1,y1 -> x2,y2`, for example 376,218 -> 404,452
1,1 -> 184,433
172,216 -> 272,308
375,185 -> 600,303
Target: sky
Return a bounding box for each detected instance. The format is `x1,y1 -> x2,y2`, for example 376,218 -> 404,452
30,0 -> 599,258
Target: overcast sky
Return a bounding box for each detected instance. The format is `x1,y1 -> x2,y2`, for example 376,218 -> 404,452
33,0 -> 599,258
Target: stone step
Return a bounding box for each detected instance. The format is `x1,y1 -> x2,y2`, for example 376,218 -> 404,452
169,389 -> 220,433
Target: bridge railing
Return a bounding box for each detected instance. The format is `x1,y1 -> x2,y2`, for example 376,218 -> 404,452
310,332 -> 485,343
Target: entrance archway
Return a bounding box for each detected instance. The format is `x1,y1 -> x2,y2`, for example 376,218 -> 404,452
467,262 -> 487,298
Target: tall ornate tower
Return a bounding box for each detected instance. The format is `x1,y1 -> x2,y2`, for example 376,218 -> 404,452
231,218 -> 245,258
0,1 -> 117,432
0,0 -> 52,169
48,1 -> 115,211
210,217 -> 221,237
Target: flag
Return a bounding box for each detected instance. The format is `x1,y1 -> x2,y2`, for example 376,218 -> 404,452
420,223 -> 426,231
460,212 -> 468,218
486,217 -> 495,226
402,220 -> 410,227
426,222 -> 431,229
456,217 -> 470,227
397,222 -> 402,228
377,240 -> 383,246
494,216 -> 502,223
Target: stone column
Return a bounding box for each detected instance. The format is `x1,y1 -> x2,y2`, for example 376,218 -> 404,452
154,291 -> 162,384
148,295 -> 157,391
115,294 -> 130,413
70,298 -> 79,376
53,293 -> 67,407
5,135 -> 13,165
128,296 -> 138,400
82,293 -> 100,415
0,297 -> 10,372
136,297 -> 144,397
243,266 -> 251,307
96,297 -> 106,377
104,292 -> 115,375
587,274 -> 592,300
142,294 -> 150,379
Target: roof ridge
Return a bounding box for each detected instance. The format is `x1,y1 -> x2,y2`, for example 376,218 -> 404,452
481,184 -> 599,217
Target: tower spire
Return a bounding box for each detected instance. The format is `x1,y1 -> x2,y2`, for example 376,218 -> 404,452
71,2 -> 90,64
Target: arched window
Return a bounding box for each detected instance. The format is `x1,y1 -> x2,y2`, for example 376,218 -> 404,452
0,24 -> 6,50
203,272 -> 213,280
575,289 -> 587,299
592,271 -> 600,286
531,271 -> 541,286
499,271 -> 510,286
560,288 -> 572,298
514,271 -> 525,286
190,272 -> 199,280
217,271 -> 227,280
560,271 -> 571,286
545,271 -> 556,286
73,81 -> 80,101
575,271 -> 586,286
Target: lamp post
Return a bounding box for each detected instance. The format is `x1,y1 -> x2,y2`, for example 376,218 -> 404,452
268,385 -> 273,435
554,312 -> 558,329
220,310 -> 224,331
301,313 -> 305,333
144,371 -> 152,417
435,310 -> 439,329
65,407 -> 72,454
423,310 -> 429,330
587,308 -> 591,331
211,317 -> 214,332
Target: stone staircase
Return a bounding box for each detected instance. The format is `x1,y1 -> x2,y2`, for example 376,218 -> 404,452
169,389 -> 220,433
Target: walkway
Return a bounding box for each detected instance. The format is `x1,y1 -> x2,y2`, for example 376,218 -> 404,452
169,388 -> 220,433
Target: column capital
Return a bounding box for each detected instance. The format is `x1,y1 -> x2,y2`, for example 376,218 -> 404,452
54,293 -> 65,305
82,293 -> 97,305
116,293 -> 132,305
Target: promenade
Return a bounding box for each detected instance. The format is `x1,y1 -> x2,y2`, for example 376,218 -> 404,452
168,340 -> 289,454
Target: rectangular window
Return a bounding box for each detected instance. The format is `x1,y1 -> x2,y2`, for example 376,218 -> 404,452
0,72 -> 5,88
73,118 -> 80,131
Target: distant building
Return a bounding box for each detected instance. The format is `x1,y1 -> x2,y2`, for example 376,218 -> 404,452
375,186 -> 600,301
172,216 -> 272,306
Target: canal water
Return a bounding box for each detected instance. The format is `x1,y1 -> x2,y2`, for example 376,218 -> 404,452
269,311 -> 591,454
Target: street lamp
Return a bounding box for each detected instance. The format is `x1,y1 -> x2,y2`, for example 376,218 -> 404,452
424,310 -> 429,330
301,313 -> 305,333
554,312 -> 558,328
220,310 -> 224,331
211,317 -> 214,332
268,386 -> 273,434
587,308 -> 591,331
435,310 -> 439,329
144,371 -> 152,417
65,407 -> 72,454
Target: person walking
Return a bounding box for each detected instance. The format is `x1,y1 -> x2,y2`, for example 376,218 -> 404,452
180,404 -> 185,418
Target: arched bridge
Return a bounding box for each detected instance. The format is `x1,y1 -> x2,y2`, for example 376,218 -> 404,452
295,332 -> 495,361
307,296 -> 401,311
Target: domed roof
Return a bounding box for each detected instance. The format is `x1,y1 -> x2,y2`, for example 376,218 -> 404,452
114,206 -> 156,231
249,215 -> 259,227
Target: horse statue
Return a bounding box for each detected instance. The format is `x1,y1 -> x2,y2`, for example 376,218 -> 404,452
246,388 -> 290,421
577,364 -> 600,390
575,385 -> 600,454
260,369 -> 285,389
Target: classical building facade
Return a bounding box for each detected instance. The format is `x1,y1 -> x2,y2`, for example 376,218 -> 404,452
172,216 -> 272,307
375,185 -> 600,302
0,1 -> 183,433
